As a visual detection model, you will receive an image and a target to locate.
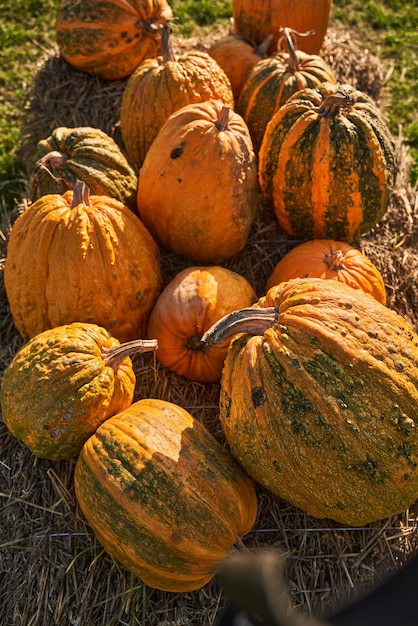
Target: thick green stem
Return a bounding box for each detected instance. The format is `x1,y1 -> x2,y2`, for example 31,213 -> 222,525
102,339 -> 158,369
201,307 -> 278,346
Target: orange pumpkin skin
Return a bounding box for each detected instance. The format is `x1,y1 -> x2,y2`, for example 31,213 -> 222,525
56,0 -> 173,80
4,184 -> 162,343
147,266 -> 257,382
232,0 -> 332,55
266,239 -> 386,305
0,323 -> 156,460
74,399 -> 258,592
120,25 -> 235,168
136,100 -> 259,263
213,278 -> 418,526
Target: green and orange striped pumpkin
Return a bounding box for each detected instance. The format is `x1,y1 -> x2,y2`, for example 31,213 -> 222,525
258,82 -> 396,242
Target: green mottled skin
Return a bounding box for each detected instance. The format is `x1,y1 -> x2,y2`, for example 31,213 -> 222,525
220,278 -> 418,526
31,126 -> 138,211
0,323 -> 136,460
74,399 -> 257,592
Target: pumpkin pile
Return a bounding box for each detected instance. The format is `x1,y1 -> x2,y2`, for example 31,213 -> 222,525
1,0 -> 415,602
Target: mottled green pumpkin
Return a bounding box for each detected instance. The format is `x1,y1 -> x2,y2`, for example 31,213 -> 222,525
202,278 -> 418,526
30,126 -> 138,212
0,323 -> 157,460
258,82 -> 396,242
74,398 -> 258,591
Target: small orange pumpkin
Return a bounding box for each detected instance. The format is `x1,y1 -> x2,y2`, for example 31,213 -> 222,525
266,239 -> 387,304
147,266 -> 258,382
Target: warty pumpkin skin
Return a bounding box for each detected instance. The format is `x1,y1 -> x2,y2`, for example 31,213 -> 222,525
202,278 -> 418,526
55,0 -> 173,80
120,22 -> 235,168
232,0 -> 332,55
258,82 -> 396,242
74,398 -> 258,592
30,126 -> 138,212
0,323 -> 157,460
4,182 -> 162,343
136,100 -> 259,263
266,239 -> 387,305
147,266 -> 257,382
237,28 -> 336,152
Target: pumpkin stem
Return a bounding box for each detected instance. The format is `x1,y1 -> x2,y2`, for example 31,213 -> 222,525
32,150 -> 69,190
72,179 -> 91,208
215,106 -> 231,131
161,20 -> 176,64
314,92 -> 356,118
254,34 -> 274,58
324,249 -> 345,271
102,338 -> 158,368
201,307 -> 278,346
278,27 -> 315,72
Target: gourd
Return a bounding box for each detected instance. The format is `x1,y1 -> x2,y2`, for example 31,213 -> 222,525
120,22 -> 235,168
147,266 -> 257,382
258,82 -> 396,242
0,323 -> 157,460
208,33 -> 273,102
4,181 -> 162,343
136,100 -> 259,263
237,28 -> 336,152
232,0 -> 332,55
202,278 -> 418,526
74,398 -> 258,591
30,126 -> 138,212
55,0 -> 173,80
266,239 -> 387,305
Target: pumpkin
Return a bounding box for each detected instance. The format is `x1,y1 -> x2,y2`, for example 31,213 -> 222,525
30,126 -> 138,212
208,33 -> 273,102
120,21 -> 235,169
258,82 -> 396,242
55,0 -> 173,80
232,0 -> 332,55
4,181 -> 162,343
201,278 -> 418,526
136,100 -> 259,263
266,239 -> 387,305
74,398 -> 258,591
0,323 -> 157,460
147,266 -> 257,382
237,27 -> 336,152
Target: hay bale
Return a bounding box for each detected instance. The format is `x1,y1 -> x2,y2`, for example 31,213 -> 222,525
2,23 -> 418,626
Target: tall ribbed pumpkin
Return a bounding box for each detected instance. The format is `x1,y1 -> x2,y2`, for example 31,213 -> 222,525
202,278 -> 418,526
237,27 -> 336,152
137,100 -> 259,263
232,0 -> 332,55
258,82 -> 396,242
120,22 -> 234,168
4,181 -> 162,343
56,0 -> 173,80
74,399 -> 258,592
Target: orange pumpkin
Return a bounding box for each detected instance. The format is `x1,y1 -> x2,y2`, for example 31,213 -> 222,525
266,239 -> 387,304
147,266 -> 258,382
55,0 -> 173,80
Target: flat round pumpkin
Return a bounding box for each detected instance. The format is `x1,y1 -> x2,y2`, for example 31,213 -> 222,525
74,398 -> 258,591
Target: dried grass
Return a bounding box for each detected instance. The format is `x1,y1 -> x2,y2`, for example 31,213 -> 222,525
1,24 -> 418,626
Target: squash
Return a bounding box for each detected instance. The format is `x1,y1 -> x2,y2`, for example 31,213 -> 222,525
74,398 -> 258,591
0,323 -> 157,460
232,0 -> 332,55
147,266 -> 257,382
30,126 -> 138,212
266,239 -> 387,305
4,181 -> 162,343
258,82 -> 396,242
208,33 -> 273,102
136,100 -> 259,263
55,0 -> 173,80
202,278 -> 418,526
120,21 -> 235,168
237,27 -> 336,152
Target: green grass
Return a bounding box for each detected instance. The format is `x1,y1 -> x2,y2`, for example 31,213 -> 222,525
0,0 -> 416,209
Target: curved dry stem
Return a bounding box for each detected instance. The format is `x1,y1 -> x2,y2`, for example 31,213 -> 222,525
201,307 -> 278,346
102,339 -> 158,368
